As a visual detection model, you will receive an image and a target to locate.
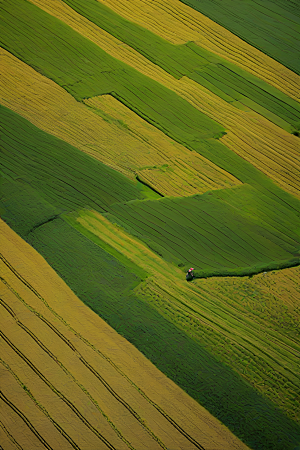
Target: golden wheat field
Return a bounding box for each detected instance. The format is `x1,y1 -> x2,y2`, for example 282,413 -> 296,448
0,219 -> 251,450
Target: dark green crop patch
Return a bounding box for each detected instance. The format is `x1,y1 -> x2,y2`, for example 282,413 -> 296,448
0,104 -> 145,216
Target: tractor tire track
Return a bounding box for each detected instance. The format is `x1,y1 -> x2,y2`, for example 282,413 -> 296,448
0,357 -> 81,450
0,253 -> 206,450
0,391 -> 53,450
0,288 -> 177,450
0,418 -> 23,450
0,330 -> 117,450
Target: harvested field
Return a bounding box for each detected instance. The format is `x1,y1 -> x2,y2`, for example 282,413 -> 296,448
0,218 -> 251,450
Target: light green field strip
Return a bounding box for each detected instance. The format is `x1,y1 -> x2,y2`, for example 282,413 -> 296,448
72,210 -> 300,420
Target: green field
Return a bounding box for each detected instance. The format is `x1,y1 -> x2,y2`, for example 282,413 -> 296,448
106,185 -> 300,276
179,0 -> 300,75
1,0 -> 300,449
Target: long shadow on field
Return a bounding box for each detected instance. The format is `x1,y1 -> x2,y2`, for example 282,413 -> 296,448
25,217 -> 300,450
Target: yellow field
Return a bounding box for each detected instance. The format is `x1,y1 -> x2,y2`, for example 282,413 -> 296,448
0,48 -> 240,197
73,210 -> 300,421
27,0 -> 300,199
0,219 -> 251,450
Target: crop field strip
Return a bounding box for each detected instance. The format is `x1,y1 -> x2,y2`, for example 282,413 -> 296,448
0,297 -> 166,450
0,0 -> 224,142
21,0 -> 300,200
1,223 -> 293,447
106,187 -> 300,274
0,49 -> 239,199
0,357 -> 80,450
1,1 -> 300,449
0,274 -> 204,450
0,220 -> 247,450
0,105 -> 149,215
73,212 -> 300,424
0,417 -> 24,450
0,256 -> 169,450
92,0 -> 300,102
74,211 -> 300,383
59,0 -> 300,133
